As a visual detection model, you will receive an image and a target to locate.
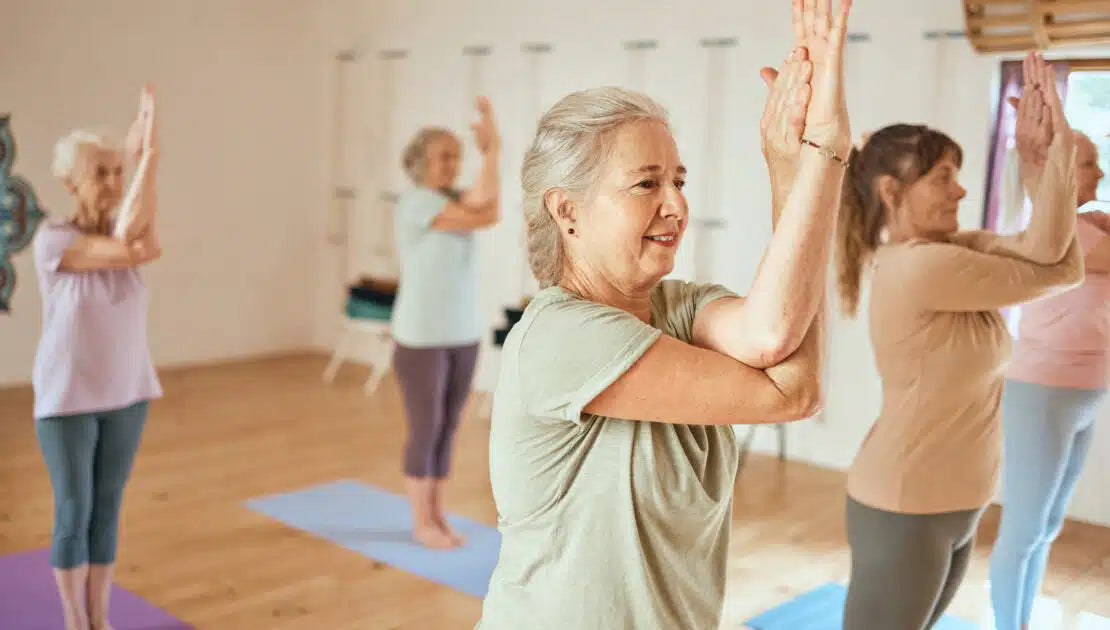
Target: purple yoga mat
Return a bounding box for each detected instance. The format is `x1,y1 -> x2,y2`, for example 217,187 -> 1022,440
0,548 -> 193,629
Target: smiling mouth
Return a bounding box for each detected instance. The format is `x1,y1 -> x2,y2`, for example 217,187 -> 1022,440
645,234 -> 676,243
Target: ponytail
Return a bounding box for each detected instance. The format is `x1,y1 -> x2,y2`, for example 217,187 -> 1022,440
836,147 -> 874,318
834,124 -> 964,318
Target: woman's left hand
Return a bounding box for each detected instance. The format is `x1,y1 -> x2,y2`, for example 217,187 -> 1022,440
471,96 -> 500,156
759,47 -> 814,181
1008,53 -> 1073,192
124,85 -> 158,163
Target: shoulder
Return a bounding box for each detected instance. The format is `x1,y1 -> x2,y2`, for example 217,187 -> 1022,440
655,278 -> 736,308
511,286 -> 660,357
33,219 -> 78,250
521,286 -> 627,332
1079,210 -> 1110,231
399,186 -> 448,208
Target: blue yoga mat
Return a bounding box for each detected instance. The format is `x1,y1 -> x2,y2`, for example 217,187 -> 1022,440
245,479 -> 501,598
745,582 -> 978,630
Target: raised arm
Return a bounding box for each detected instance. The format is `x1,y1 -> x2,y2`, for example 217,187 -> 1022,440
430,97 -> 500,232
115,86 -> 160,245
522,287 -> 822,427
890,236 -> 1081,312
689,0 -> 852,369
989,54 -> 1077,265
573,1 -> 853,426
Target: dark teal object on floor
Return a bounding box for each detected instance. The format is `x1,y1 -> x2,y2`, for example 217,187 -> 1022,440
346,296 -> 392,321
744,582 -> 978,630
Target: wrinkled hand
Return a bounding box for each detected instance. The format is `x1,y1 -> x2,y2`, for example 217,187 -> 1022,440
792,0 -> 853,158
1007,52 -> 1073,190
125,85 -> 158,163
470,96 -> 500,155
759,48 -> 813,175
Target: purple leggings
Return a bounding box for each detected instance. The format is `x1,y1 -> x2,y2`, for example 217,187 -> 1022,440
393,342 -> 479,478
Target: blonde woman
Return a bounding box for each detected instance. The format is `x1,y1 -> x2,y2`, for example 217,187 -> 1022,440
31,87 -> 162,630
476,1 -> 854,627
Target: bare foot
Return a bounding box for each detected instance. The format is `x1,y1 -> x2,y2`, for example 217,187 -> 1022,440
413,524 -> 458,549
437,519 -> 467,546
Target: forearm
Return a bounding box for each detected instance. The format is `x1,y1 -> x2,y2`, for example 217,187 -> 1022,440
763,297 -> 826,419
116,153 -> 158,242
1012,142 -> 1077,264
740,148 -> 843,361
459,150 -> 500,209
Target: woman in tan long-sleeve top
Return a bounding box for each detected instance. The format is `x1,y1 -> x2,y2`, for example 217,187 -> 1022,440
835,52 -> 1083,630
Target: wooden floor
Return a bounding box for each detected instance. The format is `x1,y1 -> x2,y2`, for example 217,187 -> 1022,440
2,354 -> 1110,629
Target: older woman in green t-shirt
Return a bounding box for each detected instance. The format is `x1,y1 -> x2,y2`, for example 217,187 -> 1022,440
475,1 -> 855,629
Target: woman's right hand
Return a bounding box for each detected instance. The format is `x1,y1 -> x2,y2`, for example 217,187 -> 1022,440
792,0 -> 853,159
124,85 -> 158,163
1010,52 -> 1073,191
759,47 -> 813,181
471,96 -> 500,156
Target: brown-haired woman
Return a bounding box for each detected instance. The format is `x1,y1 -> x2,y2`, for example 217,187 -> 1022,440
836,52 -> 1083,629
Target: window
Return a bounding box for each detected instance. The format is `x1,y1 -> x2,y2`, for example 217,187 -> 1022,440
1064,69 -> 1110,203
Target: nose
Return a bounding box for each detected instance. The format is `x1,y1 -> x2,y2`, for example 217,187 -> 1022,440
661,184 -> 687,222
955,183 -> 967,201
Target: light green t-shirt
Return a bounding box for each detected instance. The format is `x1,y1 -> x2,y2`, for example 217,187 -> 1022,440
476,279 -> 741,630
390,186 -> 483,348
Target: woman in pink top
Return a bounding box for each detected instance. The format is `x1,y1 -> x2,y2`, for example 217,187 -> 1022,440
31,88 -> 163,630
990,130 -> 1109,630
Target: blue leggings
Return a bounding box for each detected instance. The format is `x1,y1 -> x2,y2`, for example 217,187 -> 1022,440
35,401 -> 149,569
990,380 -> 1106,630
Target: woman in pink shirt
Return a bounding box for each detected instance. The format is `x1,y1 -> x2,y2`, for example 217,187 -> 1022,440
32,88 -> 163,630
990,130 -> 1109,630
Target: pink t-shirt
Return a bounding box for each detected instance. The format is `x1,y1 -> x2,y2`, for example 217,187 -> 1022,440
1008,211 -> 1110,390
31,220 -> 163,419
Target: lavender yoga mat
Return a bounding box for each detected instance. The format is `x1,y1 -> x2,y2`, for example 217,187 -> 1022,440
0,548 -> 193,630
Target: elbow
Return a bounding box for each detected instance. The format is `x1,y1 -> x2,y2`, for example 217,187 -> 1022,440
765,374 -> 823,424
788,378 -> 824,421
751,328 -> 804,367
479,201 -> 501,228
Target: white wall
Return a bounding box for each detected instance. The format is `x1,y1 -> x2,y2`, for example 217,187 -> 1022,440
0,0 -> 327,387
315,1 -> 1110,527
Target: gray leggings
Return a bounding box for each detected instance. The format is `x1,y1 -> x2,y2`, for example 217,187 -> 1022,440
843,496 -> 985,630
35,401 -> 148,569
393,342 -> 479,478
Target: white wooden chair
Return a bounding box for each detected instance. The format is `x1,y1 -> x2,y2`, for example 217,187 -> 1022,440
322,316 -> 394,396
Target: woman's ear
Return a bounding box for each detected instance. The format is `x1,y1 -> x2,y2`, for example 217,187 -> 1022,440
875,175 -> 902,214
544,189 -> 577,231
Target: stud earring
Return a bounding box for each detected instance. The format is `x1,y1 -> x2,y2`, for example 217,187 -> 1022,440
568,228 -> 575,235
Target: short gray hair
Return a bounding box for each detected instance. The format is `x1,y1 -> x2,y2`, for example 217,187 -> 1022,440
51,129 -> 119,183
401,127 -> 456,185
521,86 -> 669,288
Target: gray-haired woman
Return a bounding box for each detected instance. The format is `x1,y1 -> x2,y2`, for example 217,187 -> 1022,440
476,1 -> 854,628
391,96 -> 500,549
